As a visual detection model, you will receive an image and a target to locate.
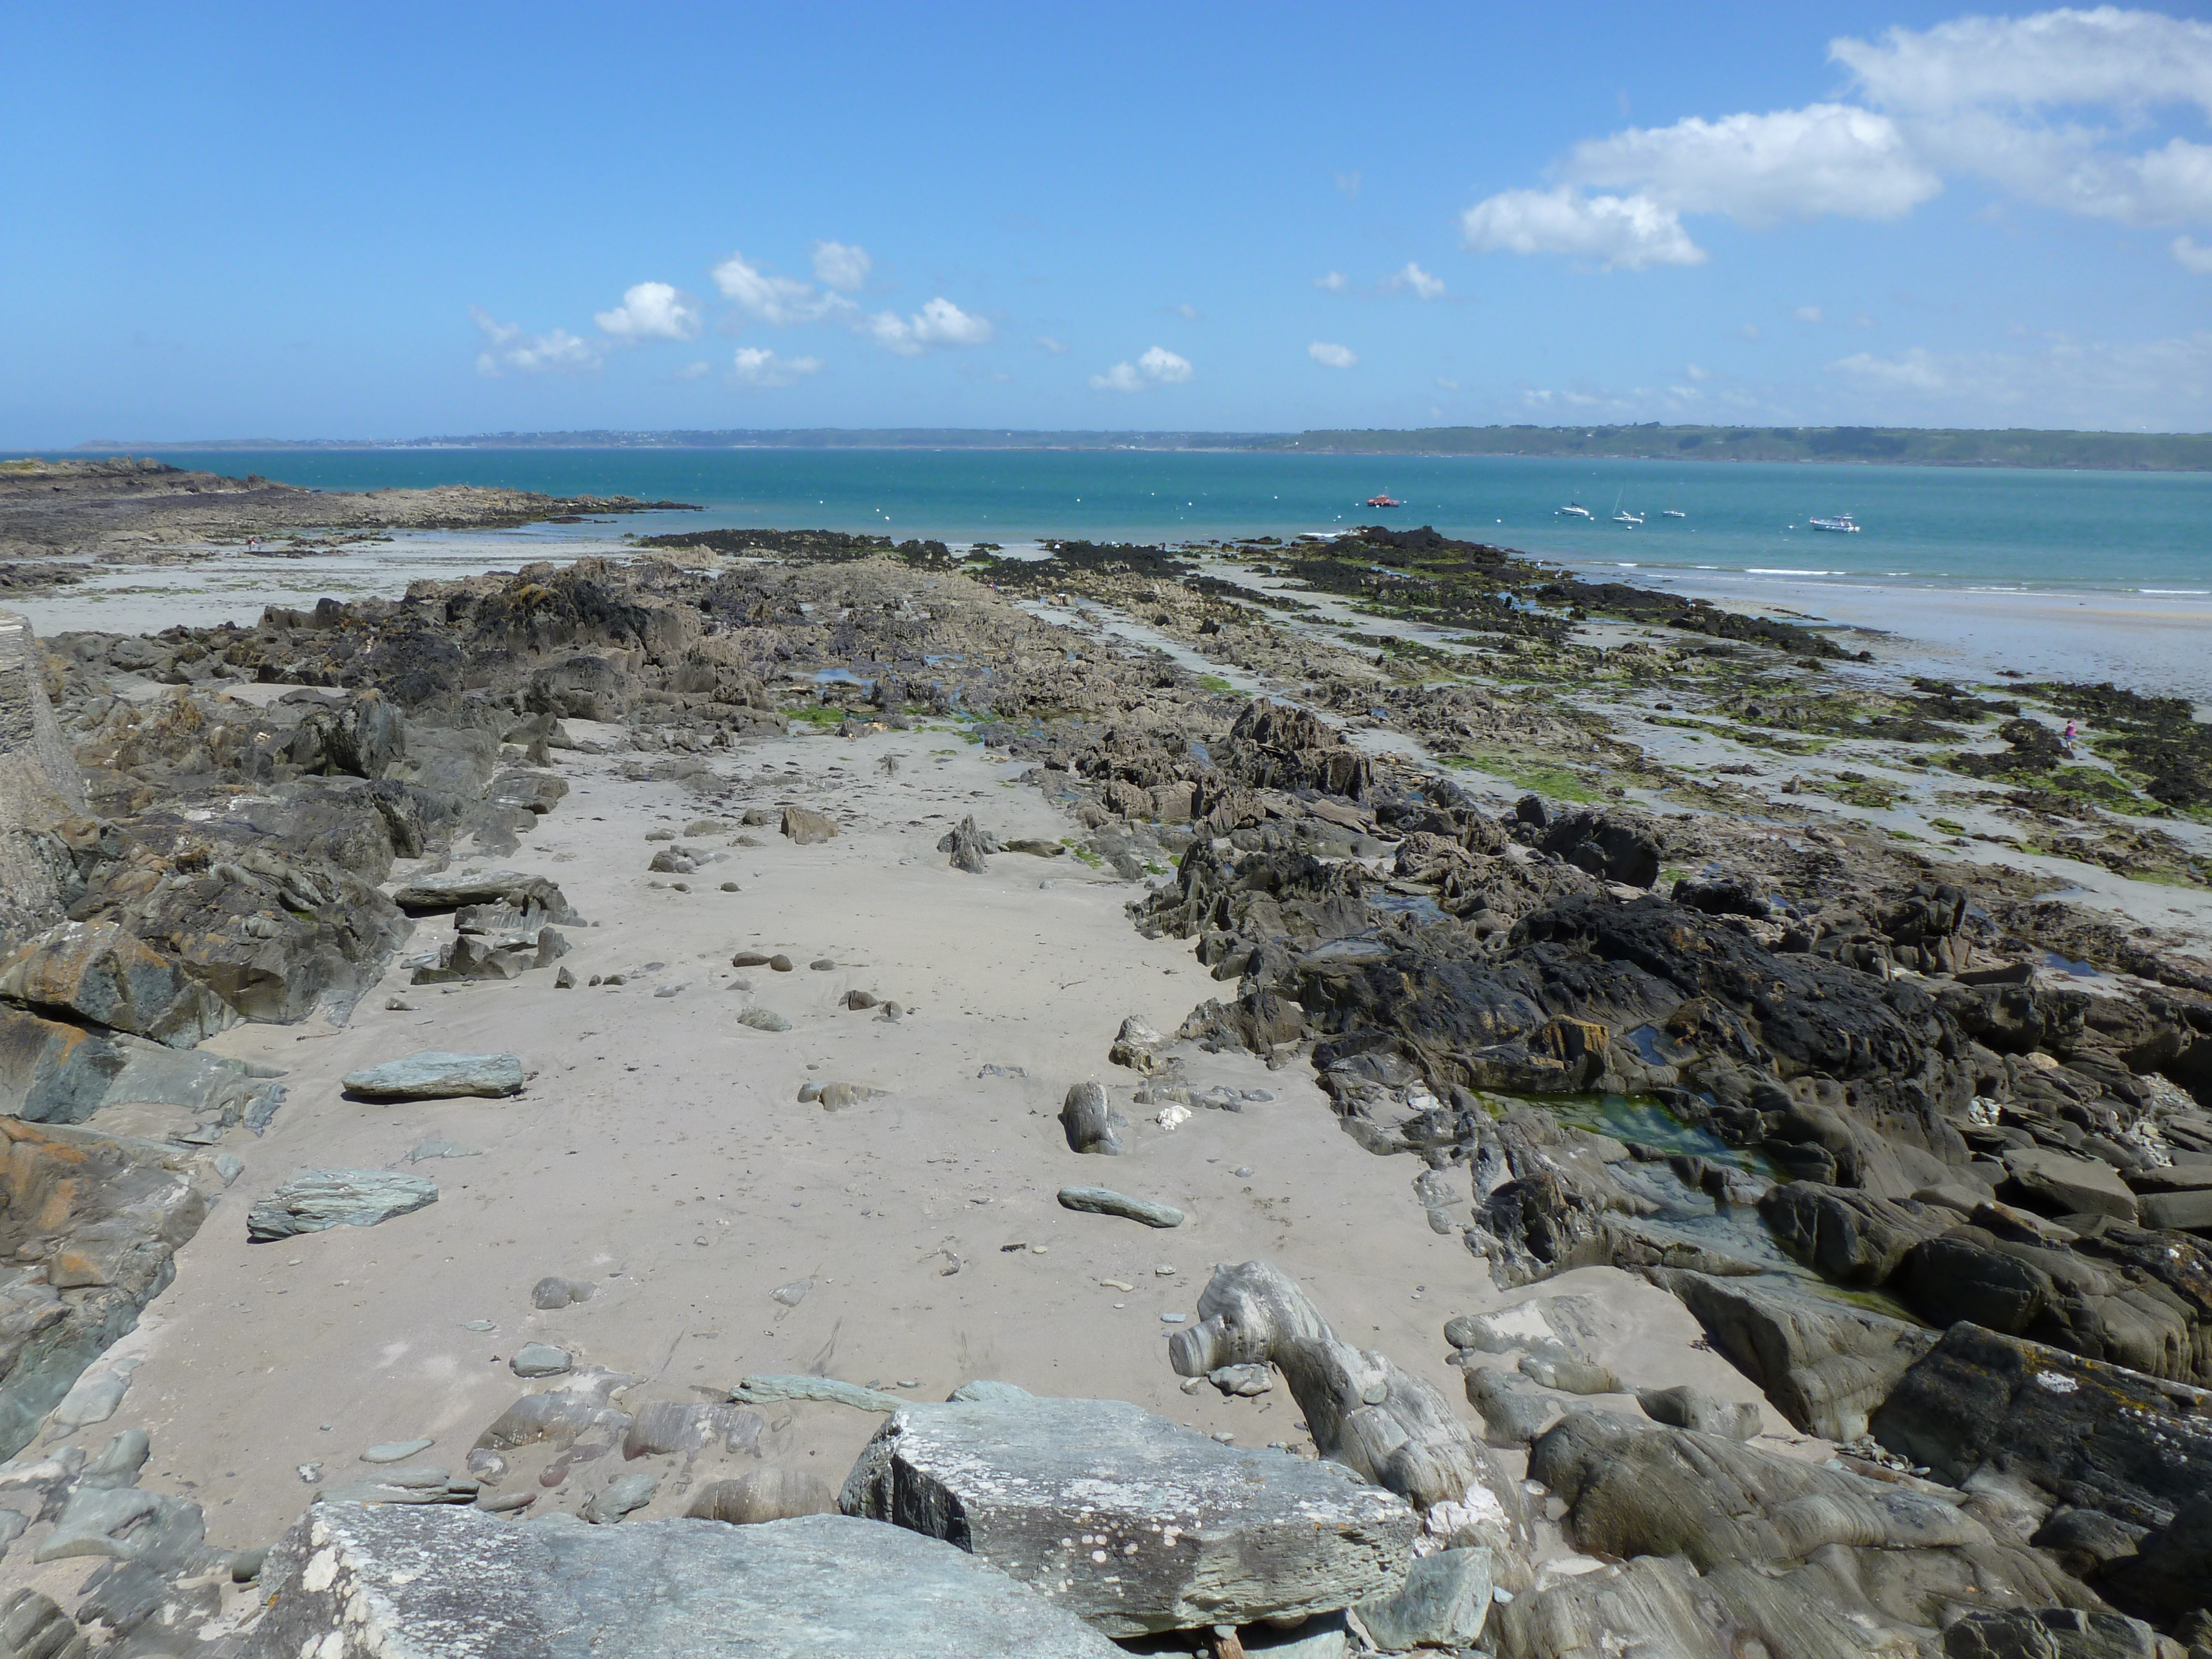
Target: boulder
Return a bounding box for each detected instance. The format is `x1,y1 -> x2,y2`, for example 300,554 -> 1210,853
1635,1384 -> 1761,1440
0,1004 -> 125,1124
0,920 -> 236,1049
1538,809 -> 1661,888
1058,1082 -> 1121,1155
781,806 -> 838,845
1757,1182 -> 1951,1286
1655,1269 -> 1936,1441
686,1467 -> 834,1524
839,1394 -> 1415,1636
241,1505 -> 1127,1658
947,815 -> 990,874
341,1051 -> 525,1101
487,769 -> 569,815
2097,1491 -> 2212,1626
1871,1322 -> 2212,1532
247,1170 -> 438,1241
2139,1188 -> 2212,1233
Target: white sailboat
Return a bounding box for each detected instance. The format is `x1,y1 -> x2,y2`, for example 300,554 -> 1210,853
1610,487 -> 1643,527
1660,485 -> 1686,519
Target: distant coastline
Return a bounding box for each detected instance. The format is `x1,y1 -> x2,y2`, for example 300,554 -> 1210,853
64,422 -> 2212,471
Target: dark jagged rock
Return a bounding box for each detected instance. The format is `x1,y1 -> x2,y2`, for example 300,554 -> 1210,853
1871,1322 -> 2212,1531
1538,807 -> 1663,888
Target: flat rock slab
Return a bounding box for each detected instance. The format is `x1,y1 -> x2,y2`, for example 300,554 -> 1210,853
1058,1185 -> 1185,1228
248,1170 -> 438,1241
342,1050 -> 524,1100
2003,1146 -> 2138,1223
840,1395 -> 1415,1635
242,1505 -> 1124,1658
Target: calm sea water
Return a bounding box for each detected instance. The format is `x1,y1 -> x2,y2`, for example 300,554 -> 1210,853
104,448 -> 2212,597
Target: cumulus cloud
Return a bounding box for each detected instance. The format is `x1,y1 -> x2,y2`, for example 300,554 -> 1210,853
866,296 -> 995,355
810,240 -> 873,292
1170,302 -> 1202,320
1793,305 -> 1825,323
471,307 -> 601,376
2175,236 -> 2212,273
711,251 -> 853,326
1308,341 -> 1359,368
1565,104 -> 1940,224
1464,9 -> 2212,271
728,347 -> 821,388
675,360 -> 712,380
1314,270 -> 1349,293
1461,187 -> 1706,269
593,282 -> 703,343
1037,335 -> 1070,353
1389,261 -> 1447,299
1090,345 -> 1193,392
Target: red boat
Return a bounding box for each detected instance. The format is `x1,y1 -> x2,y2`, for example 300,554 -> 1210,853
1366,494 -> 1401,507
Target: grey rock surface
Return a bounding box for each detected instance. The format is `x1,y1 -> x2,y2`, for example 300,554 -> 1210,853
0,919 -> 236,1050
687,1467 -> 835,1524
1352,1546 -> 1493,1651
390,869 -> 583,923
1656,1268 -> 1935,1441
730,1374 -> 903,1412
0,611 -> 89,961
247,1169 -> 438,1241
1057,1185 -> 1184,1227
839,1393 -> 1416,1635
511,1344 -> 573,1379
241,1504 -> 1128,1657
342,1050 -> 524,1100
1636,1384 -> 1761,1440
781,806 -> 839,844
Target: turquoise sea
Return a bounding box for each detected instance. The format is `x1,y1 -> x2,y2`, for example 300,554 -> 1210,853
106,448 -> 2212,597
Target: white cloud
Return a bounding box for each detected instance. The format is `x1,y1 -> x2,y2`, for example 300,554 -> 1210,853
1090,345 -> 1193,392
1793,305 -> 1825,324
1831,10 -> 2212,116
1461,187 -> 1706,269
1037,335 -> 1070,353
1309,341 -> 1358,368
1315,270 -> 1350,293
1830,329 -> 2212,427
675,360 -> 711,380
1685,361 -> 1711,380
728,347 -> 821,388
1740,323 -> 1762,340
470,307 -> 601,376
810,240 -> 873,292
1565,104 -> 1940,225
2175,236 -> 2212,273
711,251 -> 852,326
866,296 -> 995,355
1171,302 -> 1202,320
1389,261 -> 1447,299
593,281 -> 702,343
1435,376 -> 1461,391
1139,345 -> 1192,382
1335,170 -> 1362,199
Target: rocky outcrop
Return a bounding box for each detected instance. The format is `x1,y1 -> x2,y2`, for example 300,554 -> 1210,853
838,1392 -> 1416,1635
243,1504 -> 1128,1657
0,920 -> 235,1050
0,611 -> 87,959
0,1120 -> 215,1458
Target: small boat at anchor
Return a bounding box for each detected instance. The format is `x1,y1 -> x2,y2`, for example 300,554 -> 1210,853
1809,514 -> 1861,534
1366,494 -> 1402,508
1556,501 -> 1593,519
1610,487 -> 1643,527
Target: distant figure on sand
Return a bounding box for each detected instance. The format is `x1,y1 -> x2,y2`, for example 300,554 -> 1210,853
2062,718 -> 2078,755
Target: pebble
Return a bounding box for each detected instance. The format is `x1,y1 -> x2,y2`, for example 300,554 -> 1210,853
738,1008 -> 792,1032
460,1320 -> 496,1332
1161,1313 -> 1186,1324
555,967 -> 576,989
771,1281 -> 810,1306
385,997 -> 416,1012
810,959 -> 837,971
1154,1265 -> 1178,1276
1233,1167 -> 1254,1178
408,1140 -> 481,1163
1100,1279 -> 1135,1291
769,954 -> 794,972
653,984 -> 684,998
669,882 -> 690,892
732,951 -> 772,967
979,1064 -> 1027,1078
719,881 -> 741,892
297,1462 -> 322,1484
362,1440 -> 434,1464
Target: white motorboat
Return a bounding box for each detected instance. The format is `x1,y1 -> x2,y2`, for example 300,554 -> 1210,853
1556,501 -> 1593,520
1808,514 -> 1861,534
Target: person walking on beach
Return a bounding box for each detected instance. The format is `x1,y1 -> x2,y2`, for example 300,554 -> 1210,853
2062,718 -> 2078,756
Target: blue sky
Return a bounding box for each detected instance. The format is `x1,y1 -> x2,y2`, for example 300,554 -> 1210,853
7,2 -> 2212,443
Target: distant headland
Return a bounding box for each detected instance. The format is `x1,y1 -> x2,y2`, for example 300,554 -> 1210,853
68,422 -> 2212,471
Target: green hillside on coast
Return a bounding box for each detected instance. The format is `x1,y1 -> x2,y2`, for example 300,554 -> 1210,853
72,423 -> 2212,470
